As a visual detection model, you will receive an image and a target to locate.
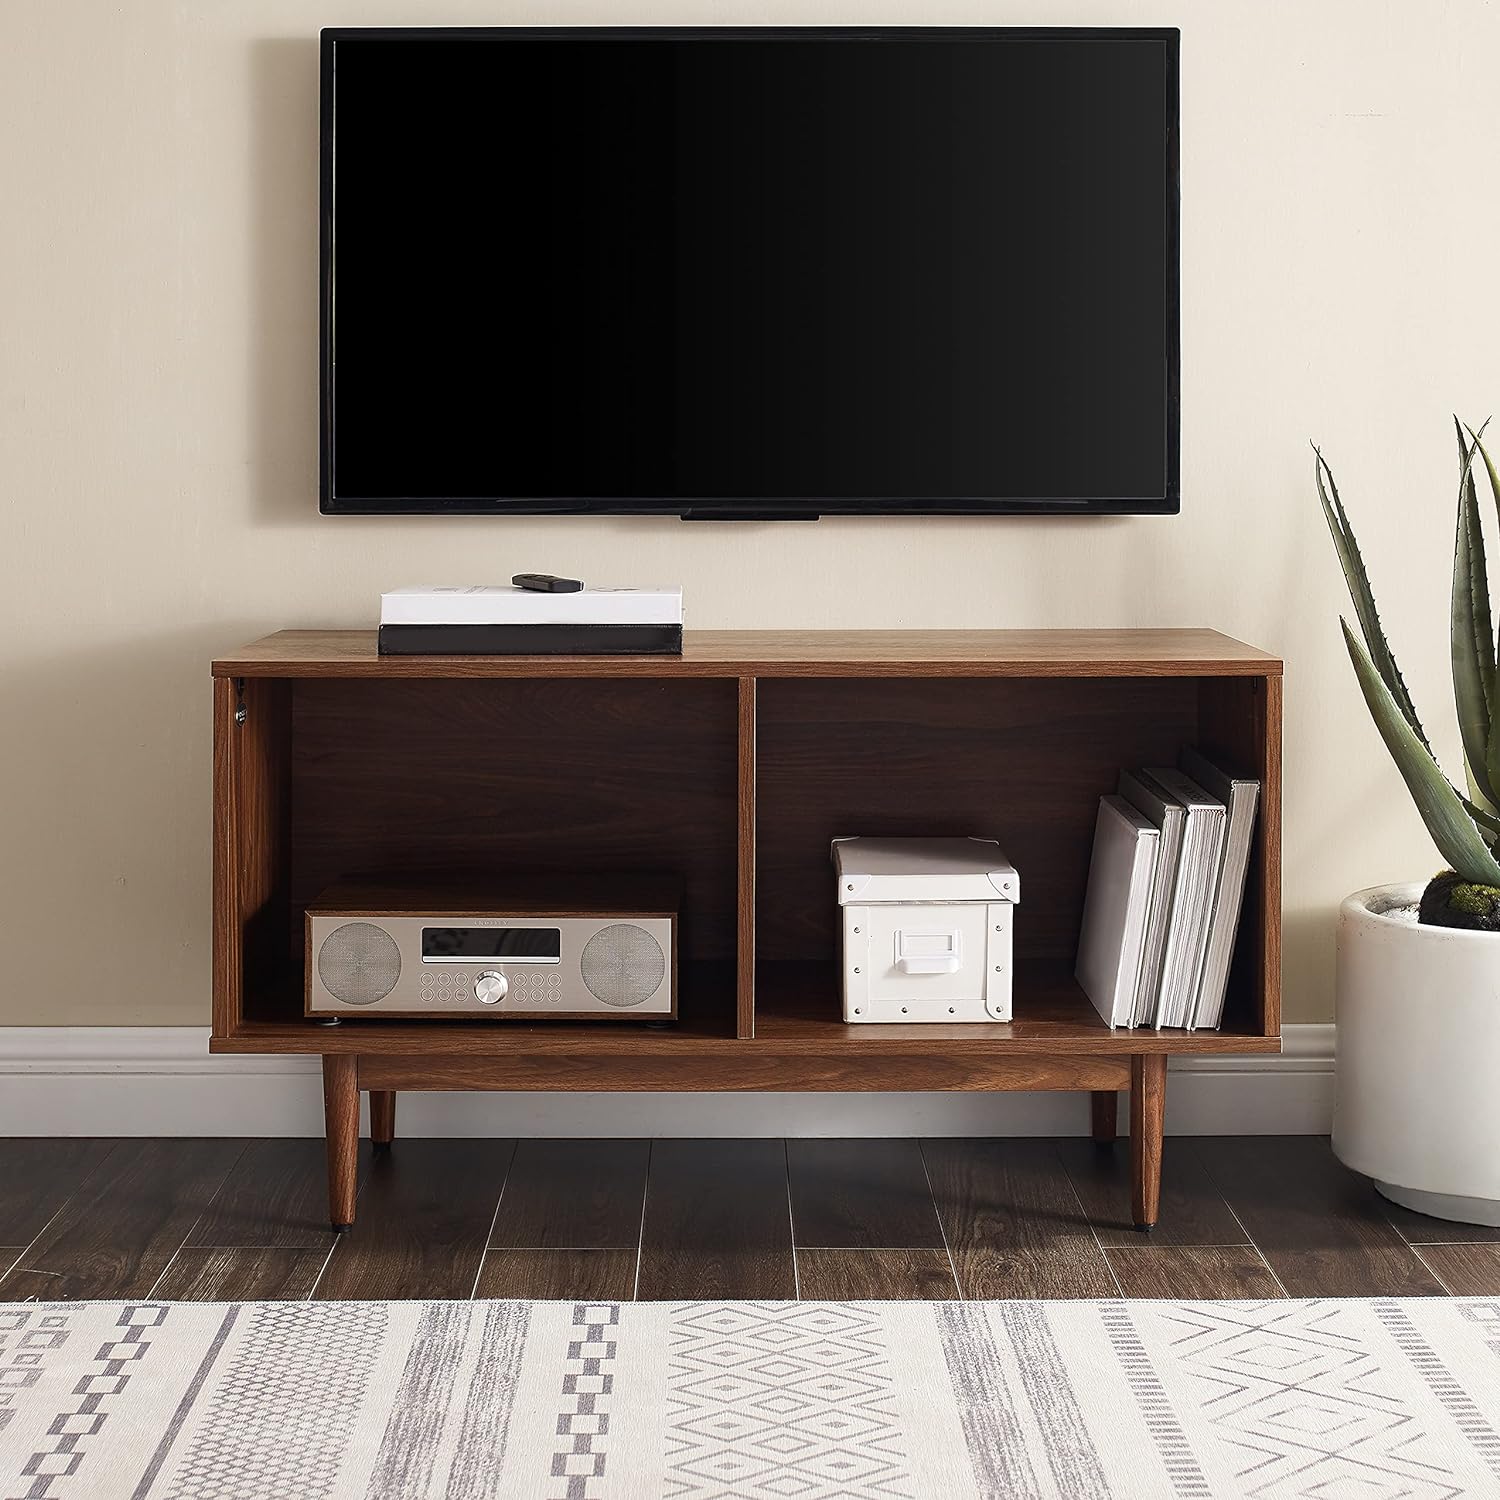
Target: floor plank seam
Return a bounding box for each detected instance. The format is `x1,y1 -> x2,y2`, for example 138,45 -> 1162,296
1055,1139 -> 1124,1298
629,1142 -> 652,1304
143,1140 -> 251,1302
914,1140 -> 964,1300
1410,1245 -> 1457,1295
0,1140 -> 125,1290
305,1237 -> 344,1302
479,1243 -> 650,1253
467,1140 -> 520,1302
1394,1238 -> 1496,1249
783,1141 -> 801,1301
144,1245 -> 187,1301
1190,1142 -> 1293,1299
1105,1243 -> 1258,1253
309,1149 -> 378,1300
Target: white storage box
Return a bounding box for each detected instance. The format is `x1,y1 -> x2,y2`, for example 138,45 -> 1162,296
832,837 -> 1020,1023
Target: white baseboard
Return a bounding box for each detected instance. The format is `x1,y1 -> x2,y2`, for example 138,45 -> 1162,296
0,1025 -> 1333,1137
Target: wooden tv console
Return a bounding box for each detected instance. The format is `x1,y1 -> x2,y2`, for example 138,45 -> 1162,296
211,628 -> 1281,1233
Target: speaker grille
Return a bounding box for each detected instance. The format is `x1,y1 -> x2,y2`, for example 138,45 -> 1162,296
580,923 -> 666,1008
318,922 -> 402,1006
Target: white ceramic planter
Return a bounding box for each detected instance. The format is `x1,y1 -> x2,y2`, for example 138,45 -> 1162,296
1334,881 -> 1500,1225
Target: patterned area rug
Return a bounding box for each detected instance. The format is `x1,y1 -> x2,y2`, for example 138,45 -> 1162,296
4,1298 -> 1500,1498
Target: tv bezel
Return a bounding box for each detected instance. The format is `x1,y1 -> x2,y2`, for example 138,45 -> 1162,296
319,26 -> 1181,519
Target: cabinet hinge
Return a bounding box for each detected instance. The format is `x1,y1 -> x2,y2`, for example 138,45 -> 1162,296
234,678 -> 247,726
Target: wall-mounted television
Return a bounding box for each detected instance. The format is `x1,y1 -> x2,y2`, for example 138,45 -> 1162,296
321,27 -> 1179,519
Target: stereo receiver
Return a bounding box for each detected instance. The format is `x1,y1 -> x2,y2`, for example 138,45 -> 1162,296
305,877 -> 678,1020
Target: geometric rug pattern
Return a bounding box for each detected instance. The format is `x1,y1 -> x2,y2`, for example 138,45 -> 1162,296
4,1297 -> 1500,1498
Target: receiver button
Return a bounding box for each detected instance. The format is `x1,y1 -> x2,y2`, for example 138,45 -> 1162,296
474,971 -> 508,1005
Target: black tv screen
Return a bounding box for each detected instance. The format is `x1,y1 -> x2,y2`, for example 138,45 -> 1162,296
321,28 -> 1179,518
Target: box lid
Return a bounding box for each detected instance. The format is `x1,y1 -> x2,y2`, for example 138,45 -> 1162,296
831,837 -> 1019,905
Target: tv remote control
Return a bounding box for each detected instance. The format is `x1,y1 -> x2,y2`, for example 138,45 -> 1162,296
512,573 -> 584,593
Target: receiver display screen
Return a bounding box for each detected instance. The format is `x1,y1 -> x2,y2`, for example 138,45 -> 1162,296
421,927 -> 561,961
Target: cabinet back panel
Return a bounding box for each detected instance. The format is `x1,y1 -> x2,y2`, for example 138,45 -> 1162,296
290,678 -> 739,963
756,677 -> 1200,968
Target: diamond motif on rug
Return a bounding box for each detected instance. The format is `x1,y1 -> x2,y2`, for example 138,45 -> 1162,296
664,1302 -> 913,1500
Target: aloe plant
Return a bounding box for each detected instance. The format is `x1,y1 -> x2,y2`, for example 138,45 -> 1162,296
1317,419 -> 1500,926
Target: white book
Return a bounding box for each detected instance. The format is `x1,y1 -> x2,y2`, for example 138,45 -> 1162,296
1118,769 -> 1187,1028
1146,767 -> 1227,1028
1076,795 -> 1161,1029
380,585 -> 684,627
1180,747 -> 1261,1031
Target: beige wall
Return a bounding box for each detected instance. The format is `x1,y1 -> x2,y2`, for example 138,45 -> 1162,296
3,0 -> 1497,1026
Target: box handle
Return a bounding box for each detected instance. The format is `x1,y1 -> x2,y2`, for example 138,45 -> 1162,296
895,929 -> 962,975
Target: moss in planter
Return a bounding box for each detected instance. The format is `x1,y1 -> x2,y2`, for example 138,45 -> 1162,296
1419,871 -> 1500,930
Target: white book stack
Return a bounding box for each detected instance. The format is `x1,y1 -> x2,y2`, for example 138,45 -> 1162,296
1076,749 -> 1260,1030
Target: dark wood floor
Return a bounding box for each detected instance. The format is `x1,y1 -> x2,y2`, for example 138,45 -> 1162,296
2,1136 -> 1495,1302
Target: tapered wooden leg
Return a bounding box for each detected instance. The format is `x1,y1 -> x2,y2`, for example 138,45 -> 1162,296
1130,1054 -> 1166,1232
369,1090 -> 396,1152
323,1054 -> 359,1232
1091,1090 -> 1118,1144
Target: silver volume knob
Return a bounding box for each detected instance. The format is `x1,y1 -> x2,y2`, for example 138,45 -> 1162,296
473,970 -> 508,1005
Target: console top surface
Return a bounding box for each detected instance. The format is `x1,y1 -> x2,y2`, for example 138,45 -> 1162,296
213,628 -> 1281,679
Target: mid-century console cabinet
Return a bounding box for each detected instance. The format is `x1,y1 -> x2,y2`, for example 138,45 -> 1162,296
211,629 -> 1281,1233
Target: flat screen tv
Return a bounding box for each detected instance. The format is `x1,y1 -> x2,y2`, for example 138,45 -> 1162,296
321,27 -> 1179,518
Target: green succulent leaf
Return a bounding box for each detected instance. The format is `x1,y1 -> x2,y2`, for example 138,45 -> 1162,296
1451,418 -> 1496,804
1341,618 -> 1500,884
1466,421 -> 1500,530
1462,792 -> 1500,838
1463,424 -> 1500,799
1315,447 -> 1430,751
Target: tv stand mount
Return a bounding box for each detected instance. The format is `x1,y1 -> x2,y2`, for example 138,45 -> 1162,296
678,509 -> 821,521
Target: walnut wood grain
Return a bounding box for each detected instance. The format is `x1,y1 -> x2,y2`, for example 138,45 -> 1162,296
0,1140 -> 117,1243
213,676 -> 292,1034
922,1139 -> 1117,1299
795,1248 -> 959,1300
1060,1138 -> 1248,1248
0,1140 -> 244,1301
323,1055 -> 359,1230
355,1051 -> 1132,1094
216,962 -> 1272,1059
756,676 -> 1200,968
636,1140 -> 795,1300
287,678 -> 737,981
737,676 -> 757,1038
787,1140 -> 947,1248
210,629 -> 1282,1111
1106,1245 -> 1284,1299
154,1247 -> 329,1301
217,1020 -> 1275,1060
314,1139 -> 515,1301
1198,1137 -> 1445,1297
1414,1244 -> 1500,1295
369,1091 -> 396,1147
187,1138 -> 365,1249
1131,1054 -> 1167,1230
475,1247 -> 639,1301
1091,1092 -> 1118,1144
486,1140 -> 648,1249
215,628 -> 1282,678
1197,675 -> 1282,1036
